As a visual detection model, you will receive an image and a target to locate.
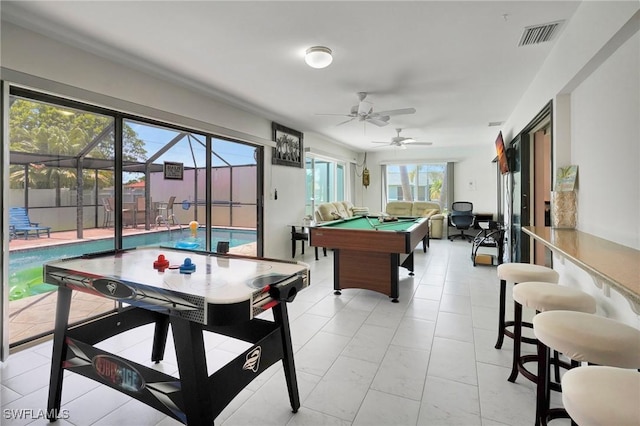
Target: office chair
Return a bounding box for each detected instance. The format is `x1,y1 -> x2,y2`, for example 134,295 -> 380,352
448,201 -> 475,242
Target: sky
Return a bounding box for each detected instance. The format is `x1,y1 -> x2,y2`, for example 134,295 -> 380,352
127,120 -> 257,168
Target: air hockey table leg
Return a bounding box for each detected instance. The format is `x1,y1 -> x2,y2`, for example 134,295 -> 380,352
151,316 -> 170,363
272,302 -> 300,412
170,317 -> 215,425
47,287 -> 72,421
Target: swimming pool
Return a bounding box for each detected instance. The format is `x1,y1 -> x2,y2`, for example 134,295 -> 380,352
8,228 -> 256,301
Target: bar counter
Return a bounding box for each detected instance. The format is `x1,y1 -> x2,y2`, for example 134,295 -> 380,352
523,226 -> 640,313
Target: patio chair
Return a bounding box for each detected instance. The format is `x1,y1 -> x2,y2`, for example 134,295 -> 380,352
9,207 -> 51,239
102,197 -> 113,227
156,196 -> 176,226
107,197 -> 132,227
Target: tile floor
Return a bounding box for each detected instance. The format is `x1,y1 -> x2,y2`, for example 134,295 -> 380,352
1,238 -> 570,425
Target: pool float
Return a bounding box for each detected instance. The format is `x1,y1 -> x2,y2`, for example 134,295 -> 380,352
9,265 -> 55,301
175,221 -> 201,249
175,240 -> 200,249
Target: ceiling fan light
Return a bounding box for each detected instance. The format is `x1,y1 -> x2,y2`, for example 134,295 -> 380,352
305,46 -> 333,69
403,138 -> 416,143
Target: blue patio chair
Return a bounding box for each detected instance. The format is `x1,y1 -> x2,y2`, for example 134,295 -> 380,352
9,207 -> 51,239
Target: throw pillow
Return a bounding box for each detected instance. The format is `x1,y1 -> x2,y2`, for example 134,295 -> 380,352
423,208 -> 438,218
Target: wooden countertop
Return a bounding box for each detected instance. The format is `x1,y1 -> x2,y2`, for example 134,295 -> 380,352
523,226 -> 640,311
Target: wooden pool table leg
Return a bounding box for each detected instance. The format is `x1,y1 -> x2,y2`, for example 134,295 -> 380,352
390,254 -> 400,302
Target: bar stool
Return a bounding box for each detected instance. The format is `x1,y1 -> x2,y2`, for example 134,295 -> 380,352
508,282 -> 597,384
495,263 -> 559,349
533,311 -> 640,425
562,366 -> 640,426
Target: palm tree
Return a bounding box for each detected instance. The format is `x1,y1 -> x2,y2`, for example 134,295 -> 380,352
399,165 -> 413,201
430,177 -> 443,200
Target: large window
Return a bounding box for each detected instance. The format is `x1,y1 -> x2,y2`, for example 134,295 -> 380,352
305,155 -> 345,216
385,163 -> 448,208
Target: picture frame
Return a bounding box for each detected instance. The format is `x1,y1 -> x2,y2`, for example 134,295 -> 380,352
163,161 -> 184,180
272,122 -> 303,168
555,165 -> 578,192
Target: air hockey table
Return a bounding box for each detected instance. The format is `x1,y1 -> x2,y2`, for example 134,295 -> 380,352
44,247 -> 309,425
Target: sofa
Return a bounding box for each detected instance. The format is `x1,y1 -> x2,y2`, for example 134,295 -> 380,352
314,201 -> 369,222
385,201 -> 445,239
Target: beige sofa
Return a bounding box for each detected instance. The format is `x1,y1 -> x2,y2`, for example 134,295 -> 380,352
314,201 -> 369,222
385,201 -> 445,239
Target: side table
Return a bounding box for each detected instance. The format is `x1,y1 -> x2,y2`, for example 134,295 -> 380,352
290,223 -> 326,260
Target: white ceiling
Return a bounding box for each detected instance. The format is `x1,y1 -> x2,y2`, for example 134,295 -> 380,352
1,1 -> 581,152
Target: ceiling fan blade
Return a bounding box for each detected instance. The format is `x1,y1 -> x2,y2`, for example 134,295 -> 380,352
336,117 -> 356,126
405,141 -> 433,146
315,113 -> 354,117
367,117 -> 390,127
375,107 -> 416,117
371,141 -> 390,144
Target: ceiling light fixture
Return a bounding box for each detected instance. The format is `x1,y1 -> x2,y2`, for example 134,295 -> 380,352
305,46 -> 333,69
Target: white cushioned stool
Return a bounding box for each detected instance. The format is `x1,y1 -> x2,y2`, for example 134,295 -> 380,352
508,282 -> 596,384
562,366 -> 640,426
495,263 -> 559,349
533,311 -> 640,425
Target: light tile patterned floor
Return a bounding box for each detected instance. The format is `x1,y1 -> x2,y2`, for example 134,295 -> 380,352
1,239 -> 571,425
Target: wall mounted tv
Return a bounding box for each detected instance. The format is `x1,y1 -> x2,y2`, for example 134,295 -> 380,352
495,131 -> 510,174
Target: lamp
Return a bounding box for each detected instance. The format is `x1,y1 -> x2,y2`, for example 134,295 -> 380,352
305,46 -> 333,69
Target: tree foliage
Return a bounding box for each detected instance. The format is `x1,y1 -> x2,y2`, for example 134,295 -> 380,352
9,99 -> 147,189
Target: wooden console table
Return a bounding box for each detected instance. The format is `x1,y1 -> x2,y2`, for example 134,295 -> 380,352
523,226 -> 640,314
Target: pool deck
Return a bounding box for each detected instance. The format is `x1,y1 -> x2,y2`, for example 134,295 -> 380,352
10,225 -> 183,251
8,225 -> 257,349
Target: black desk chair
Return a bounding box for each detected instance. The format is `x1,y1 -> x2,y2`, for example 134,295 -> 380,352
448,201 -> 475,242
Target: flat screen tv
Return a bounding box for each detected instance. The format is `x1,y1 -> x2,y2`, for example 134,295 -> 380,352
495,131 -> 509,174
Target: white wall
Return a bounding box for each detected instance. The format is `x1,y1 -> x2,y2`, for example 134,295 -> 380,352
501,2 -> 639,325
571,32 -> 639,249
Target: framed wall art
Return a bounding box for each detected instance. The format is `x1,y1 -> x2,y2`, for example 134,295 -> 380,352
272,122 -> 303,168
163,161 -> 184,180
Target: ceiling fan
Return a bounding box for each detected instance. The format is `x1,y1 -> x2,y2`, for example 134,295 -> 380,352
372,128 -> 433,149
318,92 -> 416,127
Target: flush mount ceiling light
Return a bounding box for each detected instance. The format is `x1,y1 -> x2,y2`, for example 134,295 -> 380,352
305,46 -> 333,69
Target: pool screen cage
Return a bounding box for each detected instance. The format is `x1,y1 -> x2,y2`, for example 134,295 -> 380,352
9,121 -> 257,239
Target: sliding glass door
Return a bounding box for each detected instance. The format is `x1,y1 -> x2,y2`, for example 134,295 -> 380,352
3,86 -> 262,354
7,89 -> 118,348
305,156 -> 345,217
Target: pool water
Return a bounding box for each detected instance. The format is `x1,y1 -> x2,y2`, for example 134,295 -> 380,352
8,228 -> 256,301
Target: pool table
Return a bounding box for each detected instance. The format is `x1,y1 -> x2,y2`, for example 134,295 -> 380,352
309,216 -> 429,302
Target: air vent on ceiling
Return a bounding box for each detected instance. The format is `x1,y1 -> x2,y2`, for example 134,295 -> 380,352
518,20 -> 564,46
